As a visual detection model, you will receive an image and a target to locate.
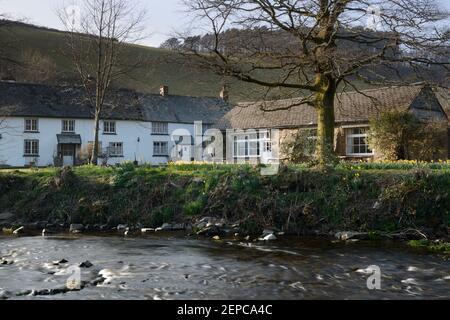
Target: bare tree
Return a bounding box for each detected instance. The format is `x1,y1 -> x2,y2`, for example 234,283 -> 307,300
181,0 -> 450,166
58,0 -> 147,164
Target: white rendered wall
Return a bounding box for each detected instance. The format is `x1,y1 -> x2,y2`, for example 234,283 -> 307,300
0,117 -> 196,167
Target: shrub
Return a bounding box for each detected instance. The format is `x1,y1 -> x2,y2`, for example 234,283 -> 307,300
282,129 -> 317,163
183,198 -> 206,216
368,111 -> 447,161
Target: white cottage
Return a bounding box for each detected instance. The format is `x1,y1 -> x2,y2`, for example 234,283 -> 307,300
0,81 -> 230,167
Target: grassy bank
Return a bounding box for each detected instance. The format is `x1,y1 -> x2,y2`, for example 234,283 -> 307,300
0,163 -> 449,238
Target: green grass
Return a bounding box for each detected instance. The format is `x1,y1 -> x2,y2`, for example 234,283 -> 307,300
336,161 -> 450,171
1,163 -> 449,236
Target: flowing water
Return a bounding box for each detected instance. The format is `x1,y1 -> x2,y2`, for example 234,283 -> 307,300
0,234 -> 449,300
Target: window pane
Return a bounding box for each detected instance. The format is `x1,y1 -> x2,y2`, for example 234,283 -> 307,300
152,122 -> 168,134
109,142 -> 123,156
154,141 -> 168,155
24,140 -> 39,155
347,127 -> 372,155
249,141 -> 258,156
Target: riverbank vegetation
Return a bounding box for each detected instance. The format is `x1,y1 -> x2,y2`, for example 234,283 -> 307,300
408,240 -> 450,254
0,163 -> 449,239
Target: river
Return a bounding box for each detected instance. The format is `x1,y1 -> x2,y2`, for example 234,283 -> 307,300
0,234 -> 449,300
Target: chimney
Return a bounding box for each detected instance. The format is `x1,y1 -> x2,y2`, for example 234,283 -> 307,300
160,85 -> 169,96
220,85 -> 229,102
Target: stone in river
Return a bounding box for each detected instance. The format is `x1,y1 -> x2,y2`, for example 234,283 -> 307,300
261,234 -> 277,241
117,224 -> 128,231
0,289 -> 13,300
70,224 -> 84,233
53,259 -> 69,265
335,231 -> 369,241
79,260 -> 93,268
262,229 -> 275,237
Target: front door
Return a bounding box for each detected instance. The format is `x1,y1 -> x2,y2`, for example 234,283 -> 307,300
61,144 -> 75,166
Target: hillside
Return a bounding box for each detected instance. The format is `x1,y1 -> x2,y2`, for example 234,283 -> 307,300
0,20 -> 417,102
0,21 -> 282,102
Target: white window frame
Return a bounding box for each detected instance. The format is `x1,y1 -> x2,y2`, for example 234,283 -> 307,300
108,142 -> 123,157
153,141 -> 169,156
233,134 -> 260,158
152,122 -> 169,135
62,120 -> 75,133
103,121 -> 116,134
24,118 -> 39,132
346,126 -> 373,157
263,141 -> 273,153
24,139 -> 39,156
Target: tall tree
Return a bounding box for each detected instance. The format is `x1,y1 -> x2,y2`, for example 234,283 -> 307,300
58,0 -> 147,164
160,37 -> 182,50
181,0 -> 450,167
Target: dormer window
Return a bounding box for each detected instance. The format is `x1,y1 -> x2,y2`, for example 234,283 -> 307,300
24,119 -> 39,132
62,120 -> 75,133
103,121 -> 116,134
152,122 -> 169,135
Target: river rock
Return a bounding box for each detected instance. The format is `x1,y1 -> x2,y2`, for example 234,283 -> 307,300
212,236 -> 221,240
141,228 -> 155,233
1,259 -> 14,265
0,289 -> 12,300
79,260 -> 93,268
171,223 -> 186,231
70,224 -> 84,233
262,229 -> 275,238
335,231 -> 369,241
260,234 -> 277,241
117,224 -> 128,231
156,223 -> 174,231
28,221 -> 48,230
13,226 -> 25,235
53,259 -> 69,265
194,217 -> 213,229
197,225 -> 223,237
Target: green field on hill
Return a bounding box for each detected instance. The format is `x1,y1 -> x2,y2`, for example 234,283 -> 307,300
0,21 -> 377,102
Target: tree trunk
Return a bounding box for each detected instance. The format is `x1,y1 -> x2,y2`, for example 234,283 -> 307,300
315,75 -> 336,167
91,109 -> 100,165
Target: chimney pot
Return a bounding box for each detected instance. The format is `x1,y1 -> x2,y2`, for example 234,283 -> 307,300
160,85 -> 169,96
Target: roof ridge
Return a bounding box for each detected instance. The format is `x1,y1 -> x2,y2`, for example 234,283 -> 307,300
0,80 -> 225,101
237,83 -> 426,105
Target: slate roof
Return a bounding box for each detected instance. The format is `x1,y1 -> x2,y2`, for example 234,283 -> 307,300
0,81 -> 231,124
216,84 -> 448,130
